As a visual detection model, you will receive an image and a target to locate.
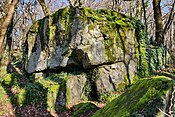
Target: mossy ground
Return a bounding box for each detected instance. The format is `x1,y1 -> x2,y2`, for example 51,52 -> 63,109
71,102 -> 99,117
0,72 -> 101,117
0,72 -> 60,116
2,73 -> 21,86
93,76 -> 173,117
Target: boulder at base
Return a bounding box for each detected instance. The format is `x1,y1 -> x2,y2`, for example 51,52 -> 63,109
93,76 -> 174,117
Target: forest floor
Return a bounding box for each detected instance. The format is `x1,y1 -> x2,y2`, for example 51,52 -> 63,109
0,54 -> 107,117
0,85 -> 15,117
0,84 -> 104,117
0,73 -> 104,117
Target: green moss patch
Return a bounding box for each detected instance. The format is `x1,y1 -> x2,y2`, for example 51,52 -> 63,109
0,72 -> 61,115
10,77 -> 60,114
93,76 -> 173,117
2,73 -> 21,86
147,46 -> 170,73
99,92 -> 121,104
12,82 -> 46,107
135,20 -> 149,78
38,79 -> 60,113
71,102 -> 99,117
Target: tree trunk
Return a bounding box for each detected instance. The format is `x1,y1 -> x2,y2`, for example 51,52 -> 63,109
0,0 -> 19,55
142,0 -> 148,32
153,0 -> 163,45
38,0 -> 49,16
68,0 -> 82,7
163,0 -> 175,36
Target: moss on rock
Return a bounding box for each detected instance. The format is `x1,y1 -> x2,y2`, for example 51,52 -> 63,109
72,102 -> 99,117
25,6 -> 146,75
44,72 -> 88,108
93,76 -> 173,117
38,79 -> 60,114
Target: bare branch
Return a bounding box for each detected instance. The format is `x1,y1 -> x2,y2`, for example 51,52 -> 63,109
157,107 -> 171,117
38,0 -> 49,16
163,0 -> 175,35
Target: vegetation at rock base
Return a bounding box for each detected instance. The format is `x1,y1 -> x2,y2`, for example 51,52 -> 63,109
71,102 -> 99,117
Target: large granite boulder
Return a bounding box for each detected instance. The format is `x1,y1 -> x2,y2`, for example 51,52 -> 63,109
25,7 -> 140,74
23,7 -> 151,112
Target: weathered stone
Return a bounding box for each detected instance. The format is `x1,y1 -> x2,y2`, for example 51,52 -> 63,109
46,73 -> 87,107
22,7 -> 157,114
25,7 -> 137,74
66,74 -> 87,106
38,79 -> 60,114
94,62 -> 137,95
93,76 -> 174,117
128,60 -> 137,82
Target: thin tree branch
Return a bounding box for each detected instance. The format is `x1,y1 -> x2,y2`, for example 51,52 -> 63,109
157,107 -> 171,117
38,0 -> 49,16
163,0 -> 175,35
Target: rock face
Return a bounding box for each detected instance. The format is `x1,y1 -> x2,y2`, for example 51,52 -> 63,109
24,7 -> 149,110
25,7 -> 139,74
93,76 -> 174,117
66,74 -> 87,105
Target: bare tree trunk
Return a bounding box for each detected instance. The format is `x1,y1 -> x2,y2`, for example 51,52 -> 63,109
5,20 -> 13,73
135,0 -> 141,17
0,0 -> 19,55
68,0 -> 82,7
153,0 -> 164,45
129,1 -> 133,17
112,0 -> 119,10
38,0 -> 49,16
142,0 -> 148,32
163,0 -> 175,36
